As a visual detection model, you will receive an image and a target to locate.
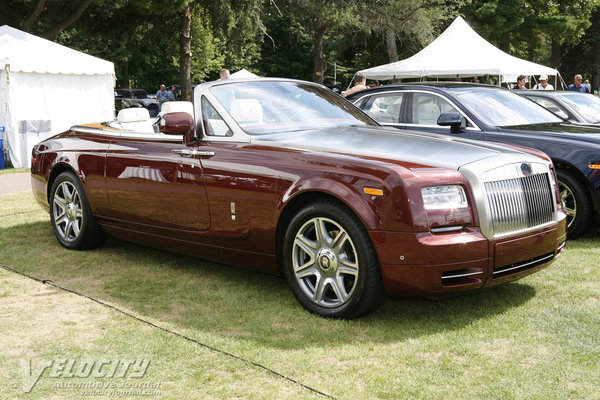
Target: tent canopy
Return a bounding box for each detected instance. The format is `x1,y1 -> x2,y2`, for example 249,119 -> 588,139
1,25 -> 115,168
358,16 -> 557,81
230,68 -> 259,78
0,25 -> 114,75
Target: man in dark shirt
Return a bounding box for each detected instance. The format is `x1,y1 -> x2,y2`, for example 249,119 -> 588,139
512,75 -> 527,90
567,74 -> 590,93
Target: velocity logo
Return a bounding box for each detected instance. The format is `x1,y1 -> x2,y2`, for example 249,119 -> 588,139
21,358 -> 150,392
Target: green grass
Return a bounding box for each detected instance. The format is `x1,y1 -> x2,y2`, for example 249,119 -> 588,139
0,167 -> 29,174
1,191 -> 599,399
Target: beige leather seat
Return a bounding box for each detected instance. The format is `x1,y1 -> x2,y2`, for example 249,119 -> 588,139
416,100 -> 441,125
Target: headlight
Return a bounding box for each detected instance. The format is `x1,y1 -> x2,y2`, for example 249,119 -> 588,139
421,185 -> 467,210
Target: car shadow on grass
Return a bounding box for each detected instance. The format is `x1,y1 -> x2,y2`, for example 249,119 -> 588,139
1,219 -> 578,351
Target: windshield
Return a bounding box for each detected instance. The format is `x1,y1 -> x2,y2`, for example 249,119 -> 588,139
557,92 -> 600,124
210,81 -> 376,135
450,88 -> 563,127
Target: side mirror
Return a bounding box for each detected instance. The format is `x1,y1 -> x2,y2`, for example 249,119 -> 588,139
160,112 -> 195,143
437,112 -> 465,133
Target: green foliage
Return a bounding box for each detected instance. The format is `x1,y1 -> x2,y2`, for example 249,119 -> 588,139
258,7 -> 314,80
462,0 -> 599,66
189,8 -> 224,84
4,0 -> 600,92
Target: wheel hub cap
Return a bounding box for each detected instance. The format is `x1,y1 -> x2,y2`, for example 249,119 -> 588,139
66,203 -> 76,220
317,248 -> 337,273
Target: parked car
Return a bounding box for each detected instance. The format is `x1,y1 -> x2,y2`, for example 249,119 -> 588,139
31,78 -> 566,318
346,83 -> 600,238
519,90 -> 600,126
115,88 -> 158,117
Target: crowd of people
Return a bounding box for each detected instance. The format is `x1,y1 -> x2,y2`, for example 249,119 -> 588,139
341,72 -> 595,97
153,67 -> 596,103
510,73 -> 591,93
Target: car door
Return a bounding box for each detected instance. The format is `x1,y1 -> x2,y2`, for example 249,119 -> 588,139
105,132 -> 211,233
355,92 -> 406,128
401,91 -> 485,141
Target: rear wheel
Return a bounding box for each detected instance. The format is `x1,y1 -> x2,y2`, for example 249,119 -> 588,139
557,169 -> 592,239
50,171 -> 107,250
282,200 -> 385,318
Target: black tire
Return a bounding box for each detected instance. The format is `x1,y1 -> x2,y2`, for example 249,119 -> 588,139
282,200 -> 385,319
49,171 -> 107,250
557,169 -> 593,239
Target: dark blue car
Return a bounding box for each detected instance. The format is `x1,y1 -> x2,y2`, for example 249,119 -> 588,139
346,83 -> 600,238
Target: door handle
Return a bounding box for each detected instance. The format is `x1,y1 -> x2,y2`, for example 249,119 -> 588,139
172,149 -> 215,158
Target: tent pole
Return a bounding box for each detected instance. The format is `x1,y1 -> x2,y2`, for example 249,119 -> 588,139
2,64 -> 9,166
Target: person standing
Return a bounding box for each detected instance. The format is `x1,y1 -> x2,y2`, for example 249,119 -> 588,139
567,74 -> 591,93
219,68 -> 230,80
344,73 -> 367,97
167,85 -> 177,101
533,74 -> 554,90
512,75 -> 528,90
155,84 -> 170,111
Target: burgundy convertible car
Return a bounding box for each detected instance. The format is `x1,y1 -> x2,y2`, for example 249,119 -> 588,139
31,78 -> 567,318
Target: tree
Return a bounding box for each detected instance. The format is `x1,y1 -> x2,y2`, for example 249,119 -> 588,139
461,0 -> 597,68
269,0 -> 355,84
1,0 -> 97,40
359,0 -> 462,63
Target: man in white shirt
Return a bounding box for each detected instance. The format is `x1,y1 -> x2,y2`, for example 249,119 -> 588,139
533,74 -> 554,90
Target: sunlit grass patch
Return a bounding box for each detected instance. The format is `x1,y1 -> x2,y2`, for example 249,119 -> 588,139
1,190 -> 599,399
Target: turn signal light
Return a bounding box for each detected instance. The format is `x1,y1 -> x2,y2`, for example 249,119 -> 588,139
588,163 -> 600,170
363,187 -> 384,196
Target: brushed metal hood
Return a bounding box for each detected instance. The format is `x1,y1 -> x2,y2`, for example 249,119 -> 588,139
252,125 -> 532,170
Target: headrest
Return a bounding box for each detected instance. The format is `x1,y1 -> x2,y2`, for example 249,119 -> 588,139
117,108 -> 150,122
230,99 -> 263,124
160,101 -> 193,116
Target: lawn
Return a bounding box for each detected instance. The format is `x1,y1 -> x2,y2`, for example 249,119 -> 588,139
1,189 -> 599,399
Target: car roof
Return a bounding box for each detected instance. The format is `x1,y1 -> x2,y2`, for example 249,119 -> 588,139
520,90 -> 582,97
345,82 -> 507,99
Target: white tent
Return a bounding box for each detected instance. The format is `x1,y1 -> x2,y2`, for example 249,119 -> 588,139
0,25 -> 115,168
230,68 -> 259,78
358,16 -> 558,82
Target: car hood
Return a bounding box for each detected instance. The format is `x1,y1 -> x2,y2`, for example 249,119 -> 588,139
251,125 -> 537,170
499,122 -> 600,142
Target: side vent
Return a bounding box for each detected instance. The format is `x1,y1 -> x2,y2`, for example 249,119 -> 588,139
442,267 -> 484,286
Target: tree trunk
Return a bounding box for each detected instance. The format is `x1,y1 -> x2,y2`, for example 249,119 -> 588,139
179,4 -> 193,101
385,28 -> 398,63
121,62 -> 129,88
550,39 -> 561,69
22,0 -> 46,32
312,30 -> 327,84
592,10 -> 600,93
41,0 -> 93,40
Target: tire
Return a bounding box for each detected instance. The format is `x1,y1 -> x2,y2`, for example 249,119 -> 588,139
557,169 -> 593,239
49,171 -> 107,250
282,200 -> 385,319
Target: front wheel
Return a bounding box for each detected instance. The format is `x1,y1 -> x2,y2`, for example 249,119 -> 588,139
50,171 -> 107,250
282,200 -> 385,319
557,169 -> 593,239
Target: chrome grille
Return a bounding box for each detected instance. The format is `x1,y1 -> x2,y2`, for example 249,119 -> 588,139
485,173 -> 554,236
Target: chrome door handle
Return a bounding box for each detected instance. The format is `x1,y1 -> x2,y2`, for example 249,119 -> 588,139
172,149 -> 215,158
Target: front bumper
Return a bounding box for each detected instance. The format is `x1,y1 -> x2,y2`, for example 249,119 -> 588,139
370,213 -> 567,297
